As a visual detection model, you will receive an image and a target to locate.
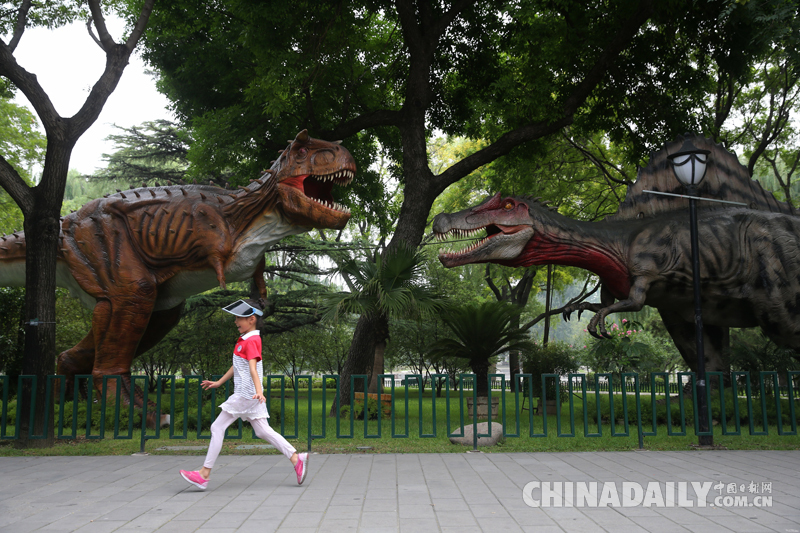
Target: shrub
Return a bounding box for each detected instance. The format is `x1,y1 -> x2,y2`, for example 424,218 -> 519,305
521,342 -> 580,403
339,397 -> 380,420
568,388 -> 799,429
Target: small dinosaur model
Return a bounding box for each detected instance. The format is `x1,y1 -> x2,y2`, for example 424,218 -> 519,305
0,130 -> 354,424
432,135 -> 799,373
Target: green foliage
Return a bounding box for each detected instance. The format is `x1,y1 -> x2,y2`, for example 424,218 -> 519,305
263,322 -> 353,384
322,243 -> 445,322
573,387 -> 799,429
386,315 -> 470,395
0,97 -> 45,184
521,342 -> 580,402
339,397 -> 381,421
1,378 -> 294,433
0,287 -> 25,391
90,120 -> 193,184
138,0 -> 799,232
0,97 -> 44,233
0,2 -> 87,35
430,300 -> 533,396
54,288 -> 93,356
730,329 -> 799,390
576,314 -> 686,379
430,301 -> 532,366
582,320 -> 651,376
142,0 -> 395,226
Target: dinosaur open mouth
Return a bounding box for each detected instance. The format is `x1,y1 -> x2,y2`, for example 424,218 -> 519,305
281,170 -> 353,213
435,224 -> 525,259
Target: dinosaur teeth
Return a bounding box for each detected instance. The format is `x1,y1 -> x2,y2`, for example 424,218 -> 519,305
311,197 -> 350,214
434,228 -> 492,256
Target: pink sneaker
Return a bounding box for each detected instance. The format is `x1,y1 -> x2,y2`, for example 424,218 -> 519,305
294,453 -> 308,485
180,470 -> 208,490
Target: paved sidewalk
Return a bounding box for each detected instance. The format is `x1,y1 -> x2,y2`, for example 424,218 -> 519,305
0,451 -> 798,532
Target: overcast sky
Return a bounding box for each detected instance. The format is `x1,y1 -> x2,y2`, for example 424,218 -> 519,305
9,17 -> 173,175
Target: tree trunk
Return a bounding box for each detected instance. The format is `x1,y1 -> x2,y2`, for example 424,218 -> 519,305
542,265 -> 553,346
332,313 -> 379,415
4,290 -> 27,397
659,309 -> 731,387
509,312 -> 522,388
15,148 -> 69,448
368,338 -> 386,394
1,0 -> 155,447
485,266 -> 536,386
473,359 -> 490,399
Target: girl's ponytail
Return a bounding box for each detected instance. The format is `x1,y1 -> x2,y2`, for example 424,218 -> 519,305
245,298 -> 266,331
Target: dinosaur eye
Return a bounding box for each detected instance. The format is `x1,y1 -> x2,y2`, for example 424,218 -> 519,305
297,147 -> 308,157
503,200 -> 514,210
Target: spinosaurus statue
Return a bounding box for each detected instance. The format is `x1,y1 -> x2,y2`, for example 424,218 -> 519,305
432,135 -> 800,374
0,130 -> 354,425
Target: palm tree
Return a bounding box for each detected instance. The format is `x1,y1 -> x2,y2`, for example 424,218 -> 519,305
429,301 -> 533,398
323,244 -> 445,399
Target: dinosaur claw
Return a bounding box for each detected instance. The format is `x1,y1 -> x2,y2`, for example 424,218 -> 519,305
588,330 -> 603,340
601,331 -> 613,339
563,311 -> 571,322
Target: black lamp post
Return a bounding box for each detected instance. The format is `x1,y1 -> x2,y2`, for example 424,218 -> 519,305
667,137 -> 713,447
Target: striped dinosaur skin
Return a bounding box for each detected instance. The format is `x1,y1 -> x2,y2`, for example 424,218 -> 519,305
0,130 -> 354,424
433,136 -> 800,371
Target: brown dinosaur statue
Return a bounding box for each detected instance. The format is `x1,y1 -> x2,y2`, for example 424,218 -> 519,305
0,130 -> 354,425
432,135 -> 799,374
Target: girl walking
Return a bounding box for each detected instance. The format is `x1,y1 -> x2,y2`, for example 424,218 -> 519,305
180,298 -> 308,490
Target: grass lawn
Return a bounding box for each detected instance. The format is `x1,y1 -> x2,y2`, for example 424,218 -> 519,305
1,389 -> 797,456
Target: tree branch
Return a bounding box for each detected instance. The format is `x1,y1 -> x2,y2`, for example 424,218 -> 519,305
561,0 -> 654,117
125,0 -> 156,51
431,0 -> 472,43
71,0 -> 156,139
87,0 -> 116,52
0,39 -> 61,130
86,17 -> 104,49
395,0 -> 425,59
431,0 -> 655,195
320,109 -> 403,143
520,277 -> 599,331
433,117 -> 573,193
0,154 -> 34,214
563,133 -> 632,186
7,0 -> 32,52
484,264 -> 502,300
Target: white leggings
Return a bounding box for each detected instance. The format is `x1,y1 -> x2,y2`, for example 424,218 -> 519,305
203,410 -> 297,469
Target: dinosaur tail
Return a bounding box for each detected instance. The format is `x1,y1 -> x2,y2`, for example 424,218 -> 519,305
0,231 -> 27,288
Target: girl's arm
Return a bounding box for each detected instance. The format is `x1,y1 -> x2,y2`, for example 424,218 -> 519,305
248,359 -> 265,403
201,366 -> 234,390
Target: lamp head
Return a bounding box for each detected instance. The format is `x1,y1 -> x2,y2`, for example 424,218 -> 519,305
667,137 -> 711,188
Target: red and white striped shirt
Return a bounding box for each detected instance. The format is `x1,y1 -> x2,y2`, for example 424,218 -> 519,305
231,330 -> 262,399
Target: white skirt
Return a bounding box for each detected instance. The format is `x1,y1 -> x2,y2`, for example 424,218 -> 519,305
218,394 -> 269,421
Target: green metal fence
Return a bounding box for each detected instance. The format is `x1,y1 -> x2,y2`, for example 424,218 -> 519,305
1,371 -> 798,452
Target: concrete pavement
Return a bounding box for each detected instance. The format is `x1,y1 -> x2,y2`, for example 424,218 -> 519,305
0,451 -> 799,532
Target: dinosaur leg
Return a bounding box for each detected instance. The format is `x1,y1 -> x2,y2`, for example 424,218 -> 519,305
563,284 -> 615,322
659,310 -> 730,380
587,278 -> 649,339
253,255 -> 267,299
134,303 -> 185,357
56,304 -> 184,403
89,287 -> 161,427
57,330 -> 97,398
128,304 -> 185,427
